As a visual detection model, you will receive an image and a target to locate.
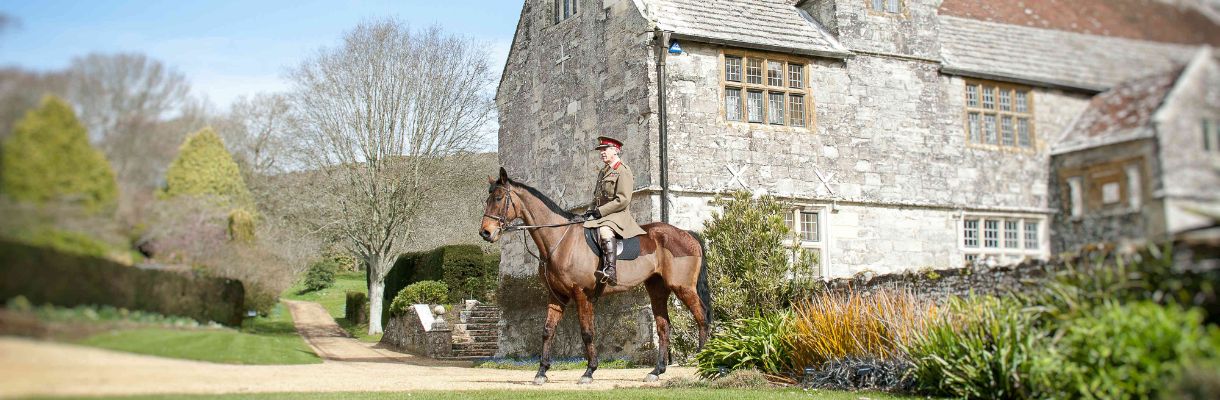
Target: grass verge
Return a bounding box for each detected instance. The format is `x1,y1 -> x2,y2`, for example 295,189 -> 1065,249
40,388 -> 926,400
282,271 -> 382,343
75,303 -> 320,365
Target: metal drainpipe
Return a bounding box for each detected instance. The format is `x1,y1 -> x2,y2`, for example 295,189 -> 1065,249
656,28 -> 671,223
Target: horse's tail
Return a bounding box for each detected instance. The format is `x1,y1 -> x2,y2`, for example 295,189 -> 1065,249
687,230 -> 713,326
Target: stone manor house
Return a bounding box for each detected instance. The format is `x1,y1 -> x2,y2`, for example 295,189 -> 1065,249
496,0 -> 1220,281
491,0 -> 1220,359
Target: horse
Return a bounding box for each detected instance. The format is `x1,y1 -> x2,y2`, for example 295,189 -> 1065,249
479,167 -> 711,385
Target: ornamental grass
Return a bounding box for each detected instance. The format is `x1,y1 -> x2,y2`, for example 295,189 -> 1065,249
786,289 -> 937,370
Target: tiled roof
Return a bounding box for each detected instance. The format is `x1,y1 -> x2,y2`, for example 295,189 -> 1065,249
939,16 -> 1197,91
1051,66 -> 1184,154
641,0 -> 850,58
940,0 -> 1220,46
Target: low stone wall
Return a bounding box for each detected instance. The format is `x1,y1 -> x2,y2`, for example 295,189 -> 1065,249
379,307 -> 453,358
495,274 -> 658,364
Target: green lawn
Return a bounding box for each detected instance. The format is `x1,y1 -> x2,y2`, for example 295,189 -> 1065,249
42,388 -> 924,400
282,271 -> 382,343
76,303 -> 321,365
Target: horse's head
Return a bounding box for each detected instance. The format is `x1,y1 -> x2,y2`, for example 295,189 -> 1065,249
480,167 -> 520,243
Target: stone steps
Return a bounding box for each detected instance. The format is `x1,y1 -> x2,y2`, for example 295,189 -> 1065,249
449,304 -> 501,359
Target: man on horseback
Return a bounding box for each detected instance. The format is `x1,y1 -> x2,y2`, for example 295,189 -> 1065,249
579,136 -> 645,286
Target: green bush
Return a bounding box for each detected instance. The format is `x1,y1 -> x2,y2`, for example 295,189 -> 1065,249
702,191 -> 815,323
905,296 -> 1053,400
159,127 -> 253,209
344,291 -> 369,324
695,311 -> 793,379
227,208 -> 255,243
1165,360 -> 1220,400
0,95 -> 117,213
388,280 -> 448,316
0,240 -> 245,326
302,258 -> 339,292
1054,301 -> 1216,399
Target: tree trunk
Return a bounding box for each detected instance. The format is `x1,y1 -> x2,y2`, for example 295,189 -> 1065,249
368,278 -> 385,334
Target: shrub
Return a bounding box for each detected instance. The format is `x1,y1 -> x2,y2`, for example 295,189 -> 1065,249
1053,301 -> 1216,399
302,258 -> 339,292
1165,360 -> 1220,400
22,228 -> 113,259
695,311 -> 793,379
702,191 -> 816,323
382,246 -> 497,324
800,356 -> 913,392
388,280 -> 448,316
0,95 -> 117,213
227,208 -> 256,243
159,127 -> 253,209
905,296 -> 1053,400
344,291 -> 369,324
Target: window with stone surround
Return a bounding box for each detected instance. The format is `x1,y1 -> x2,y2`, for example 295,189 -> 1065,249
784,206 -> 827,277
1059,158 -> 1144,217
1205,118 -> 1220,153
723,52 -> 811,128
962,216 -> 1043,266
553,0 -> 578,24
964,79 -> 1035,150
870,0 -> 903,13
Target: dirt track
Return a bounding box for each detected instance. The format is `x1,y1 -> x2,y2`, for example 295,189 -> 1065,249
0,300 -> 693,398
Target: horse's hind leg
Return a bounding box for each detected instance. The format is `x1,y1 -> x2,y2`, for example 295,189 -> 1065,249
674,286 -> 710,350
573,291 -> 598,384
534,299 -> 565,385
645,277 -> 671,382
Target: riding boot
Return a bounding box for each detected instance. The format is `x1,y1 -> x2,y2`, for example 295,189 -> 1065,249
595,238 -> 619,285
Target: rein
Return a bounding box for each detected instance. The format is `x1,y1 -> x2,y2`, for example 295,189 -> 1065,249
487,186 -> 584,304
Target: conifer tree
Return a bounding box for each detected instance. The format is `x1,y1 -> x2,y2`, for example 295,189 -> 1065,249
1,95 -> 117,213
159,127 -> 253,209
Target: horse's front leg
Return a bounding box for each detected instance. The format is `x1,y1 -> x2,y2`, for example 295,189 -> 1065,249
534,299 -> 565,385
574,290 -> 598,384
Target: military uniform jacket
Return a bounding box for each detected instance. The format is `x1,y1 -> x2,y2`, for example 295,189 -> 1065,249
582,161 -> 646,238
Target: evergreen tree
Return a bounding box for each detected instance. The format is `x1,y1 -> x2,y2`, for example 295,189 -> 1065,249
1,95 -> 117,212
159,127 -> 253,209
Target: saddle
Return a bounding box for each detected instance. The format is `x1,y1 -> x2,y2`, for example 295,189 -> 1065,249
584,228 -> 642,261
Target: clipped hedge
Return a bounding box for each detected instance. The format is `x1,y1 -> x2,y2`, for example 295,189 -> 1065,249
382,245 -> 498,325
344,291 -> 368,325
0,240 -> 245,326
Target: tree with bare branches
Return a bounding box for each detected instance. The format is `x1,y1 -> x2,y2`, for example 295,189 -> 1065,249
288,19 -> 495,334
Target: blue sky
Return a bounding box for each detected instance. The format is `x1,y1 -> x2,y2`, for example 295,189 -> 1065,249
0,0 -> 522,108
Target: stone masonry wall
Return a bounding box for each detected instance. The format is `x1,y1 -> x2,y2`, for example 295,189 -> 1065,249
494,0 -> 661,361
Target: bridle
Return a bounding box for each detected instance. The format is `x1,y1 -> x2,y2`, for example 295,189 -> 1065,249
484,184 -> 585,232
483,182 -> 586,304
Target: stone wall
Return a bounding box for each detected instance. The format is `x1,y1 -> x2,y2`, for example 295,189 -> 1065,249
1049,139 -> 1166,253
1154,51 -> 1220,234
380,308 -> 453,358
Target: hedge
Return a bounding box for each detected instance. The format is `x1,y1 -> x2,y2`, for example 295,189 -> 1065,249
344,291 -> 368,325
381,245 -> 498,326
0,240 -> 245,326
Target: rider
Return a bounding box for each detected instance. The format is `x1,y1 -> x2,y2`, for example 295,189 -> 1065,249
580,136 -> 645,285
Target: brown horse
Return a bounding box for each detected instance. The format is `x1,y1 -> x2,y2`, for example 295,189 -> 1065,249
479,168 -> 711,385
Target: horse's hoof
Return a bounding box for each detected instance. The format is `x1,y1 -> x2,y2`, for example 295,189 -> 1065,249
643,374 -> 660,382
578,376 -> 594,385
533,376 -> 548,385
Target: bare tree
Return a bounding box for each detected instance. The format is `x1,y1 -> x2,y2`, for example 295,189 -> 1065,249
66,53 -> 192,187
289,19 -> 495,333
217,93 -> 300,178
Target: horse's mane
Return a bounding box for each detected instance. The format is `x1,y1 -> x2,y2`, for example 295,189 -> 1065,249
504,179 -> 578,219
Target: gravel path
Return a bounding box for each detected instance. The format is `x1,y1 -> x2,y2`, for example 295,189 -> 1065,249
0,300 -> 692,398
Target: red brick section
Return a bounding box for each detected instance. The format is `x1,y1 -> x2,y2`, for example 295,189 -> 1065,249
940,0 -> 1220,46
